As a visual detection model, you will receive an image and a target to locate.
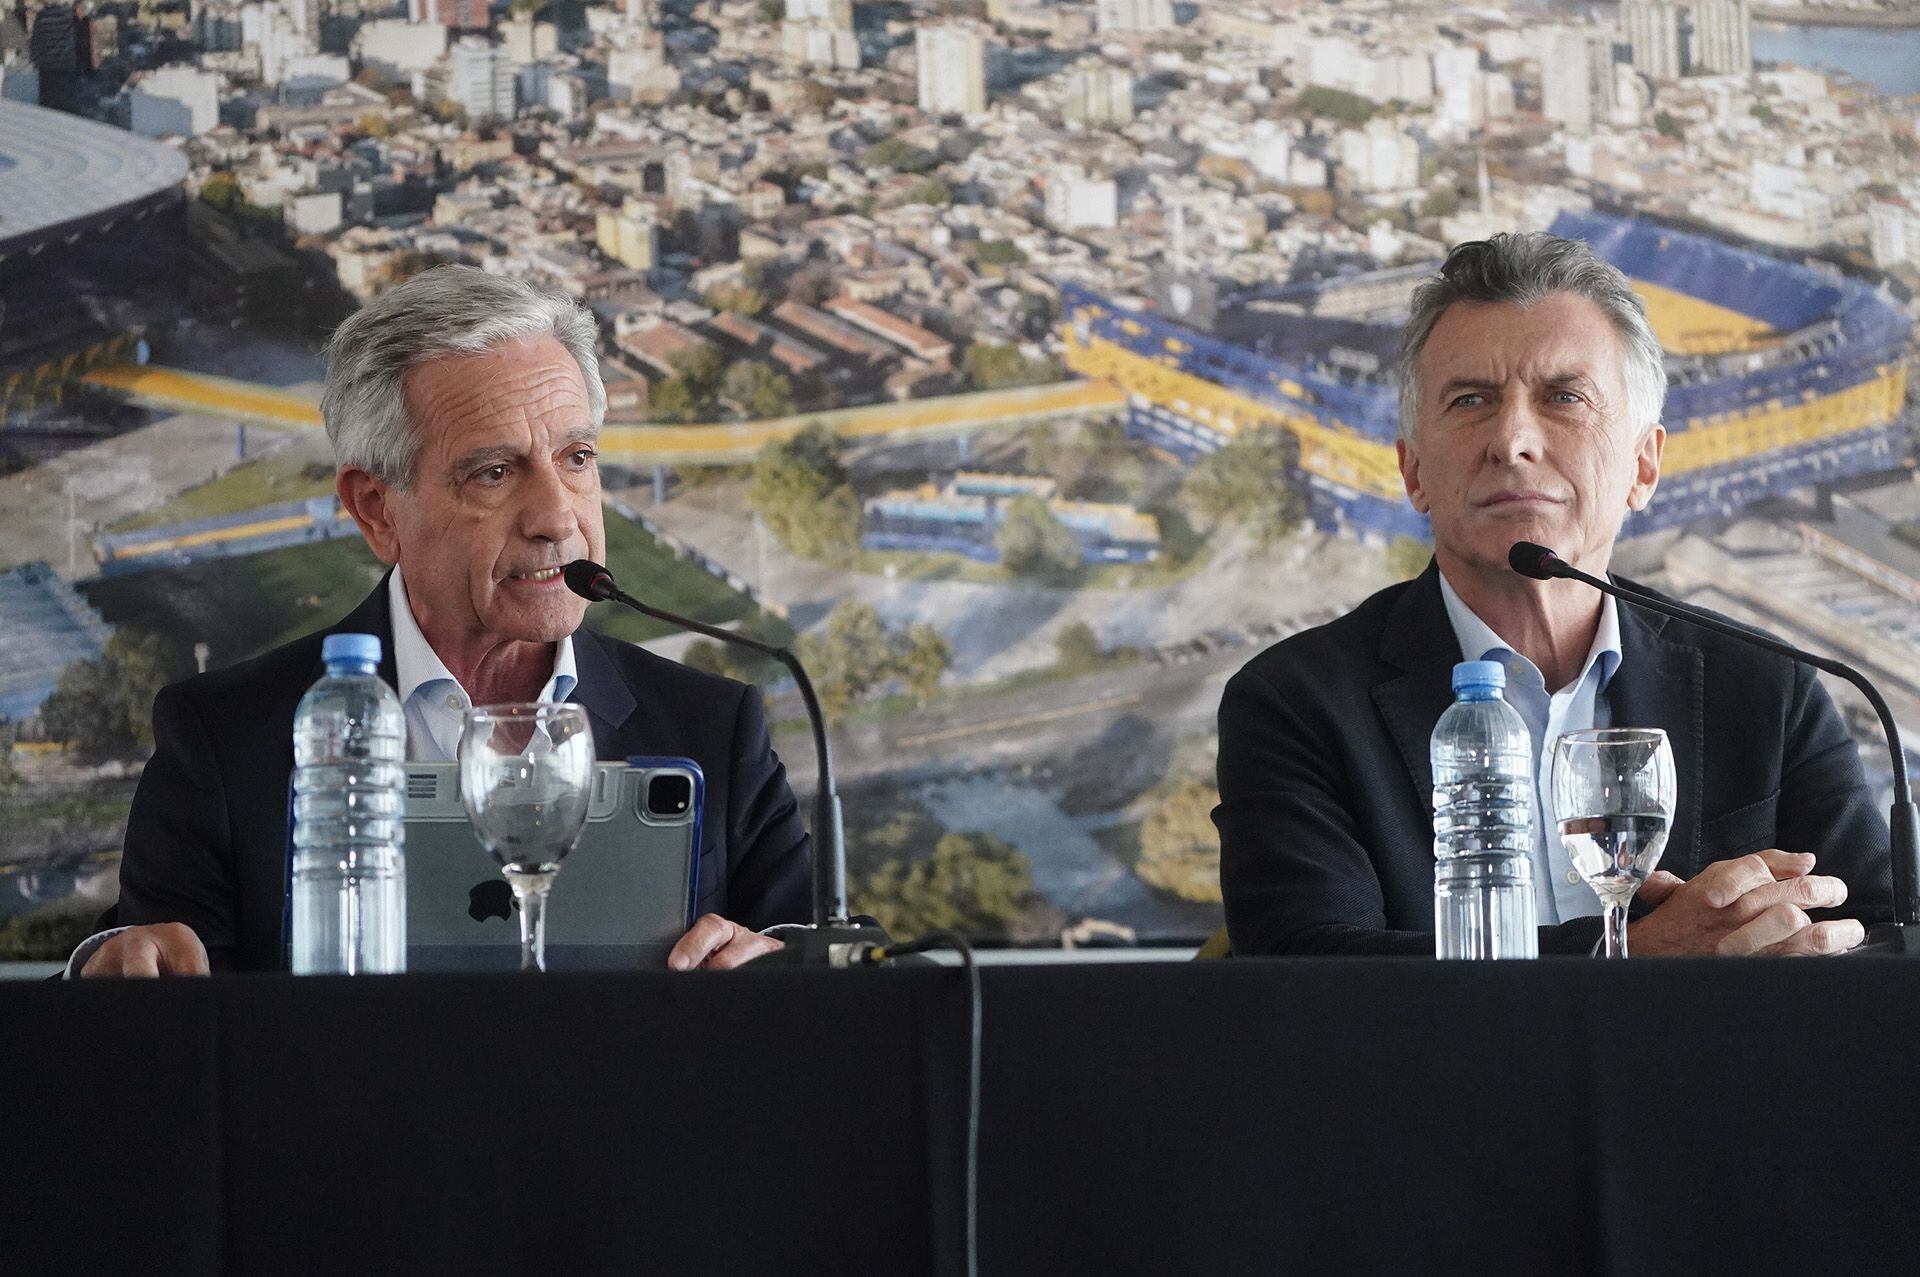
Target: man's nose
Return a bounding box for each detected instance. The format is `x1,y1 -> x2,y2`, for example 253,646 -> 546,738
1486,397 -> 1545,466
519,460 -> 577,543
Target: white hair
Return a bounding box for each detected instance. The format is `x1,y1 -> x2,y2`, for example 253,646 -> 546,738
1396,232 -> 1668,442
319,266 -> 606,488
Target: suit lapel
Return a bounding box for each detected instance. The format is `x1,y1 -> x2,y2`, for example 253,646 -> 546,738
567,628 -> 639,743
1606,596 -> 1706,878
321,570 -> 400,690
260,573 -> 396,785
1368,566 -> 1708,875
1370,564 -> 1462,816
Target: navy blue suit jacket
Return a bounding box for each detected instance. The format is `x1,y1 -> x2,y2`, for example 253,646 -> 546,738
1216,564 -> 1894,955
109,574 -> 812,970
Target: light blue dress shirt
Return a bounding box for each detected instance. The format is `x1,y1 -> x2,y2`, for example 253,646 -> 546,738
388,565 -> 578,762
1436,571 -> 1624,923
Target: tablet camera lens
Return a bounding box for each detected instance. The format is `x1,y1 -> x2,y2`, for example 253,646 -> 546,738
646,774 -> 693,818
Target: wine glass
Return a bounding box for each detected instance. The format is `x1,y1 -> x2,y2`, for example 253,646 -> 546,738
1551,727 -> 1677,959
457,703 -> 595,972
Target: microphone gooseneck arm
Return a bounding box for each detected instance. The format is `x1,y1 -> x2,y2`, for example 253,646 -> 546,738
1509,541 -> 1920,927
566,561 -> 849,928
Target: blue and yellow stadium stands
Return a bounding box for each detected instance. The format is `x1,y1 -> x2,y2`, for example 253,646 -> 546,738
1059,211 -> 1913,543
92,496 -> 359,574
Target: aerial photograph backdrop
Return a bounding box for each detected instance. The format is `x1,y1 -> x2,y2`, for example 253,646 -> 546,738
2,0 -> 1917,958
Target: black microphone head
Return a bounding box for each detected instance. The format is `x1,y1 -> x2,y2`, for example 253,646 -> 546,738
1508,541 -> 1567,581
562,559 -> 617,602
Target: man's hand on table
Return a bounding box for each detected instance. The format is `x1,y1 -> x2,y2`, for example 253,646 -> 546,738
1628,850 -> 1864,956
667,913 -> 785,971
80,924 -> 210,977
75,916 -> 782,975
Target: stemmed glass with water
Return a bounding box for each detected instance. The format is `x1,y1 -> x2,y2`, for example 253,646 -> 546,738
1551,727 -> 1677,959
457,703 -> 595,972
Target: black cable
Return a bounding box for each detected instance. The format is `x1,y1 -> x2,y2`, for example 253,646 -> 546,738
862,931 -> 979,1277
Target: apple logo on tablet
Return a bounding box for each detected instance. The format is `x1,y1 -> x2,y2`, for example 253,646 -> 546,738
468,879 -> 513,922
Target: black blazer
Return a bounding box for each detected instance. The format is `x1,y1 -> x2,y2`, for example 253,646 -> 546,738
1216,564 -> 1893,956
109,574 -> 812,970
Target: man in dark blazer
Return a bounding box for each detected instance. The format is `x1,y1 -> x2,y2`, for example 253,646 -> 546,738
1217,233 -> 1891,957
1218,562 -> 1892,955
75,267 -> 808,975
81,573 -> 809,973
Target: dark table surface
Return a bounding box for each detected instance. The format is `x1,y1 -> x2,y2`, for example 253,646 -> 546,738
13,957 -> 1920,1275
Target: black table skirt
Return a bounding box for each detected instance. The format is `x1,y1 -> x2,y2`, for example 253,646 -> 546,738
13,959 -> 1919,1274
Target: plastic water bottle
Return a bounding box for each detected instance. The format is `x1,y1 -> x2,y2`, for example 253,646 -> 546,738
291,633 -> 406,974
1431,660 -> 1538,959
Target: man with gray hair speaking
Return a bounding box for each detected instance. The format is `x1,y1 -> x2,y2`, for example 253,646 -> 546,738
1215,232 -> 1892,956
74,266 -> 807,975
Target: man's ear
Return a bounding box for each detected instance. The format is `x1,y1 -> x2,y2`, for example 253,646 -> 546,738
1626,423 -> 1665,512
1397,436 -> 1430,515
336,466 -> 403,565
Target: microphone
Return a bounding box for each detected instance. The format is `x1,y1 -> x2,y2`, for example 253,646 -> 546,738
564,558 -> 883,959
1509,541 -> 1920,944
1507,541 -> 1568,582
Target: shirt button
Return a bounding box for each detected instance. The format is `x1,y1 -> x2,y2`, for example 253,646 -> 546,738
445,694 -> 462,709
1566,870 -> 1581,885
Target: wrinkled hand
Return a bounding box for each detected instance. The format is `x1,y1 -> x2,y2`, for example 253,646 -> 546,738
667,914 -> 785,971
1629,850 -> 1863,956
79,923 -> 211,977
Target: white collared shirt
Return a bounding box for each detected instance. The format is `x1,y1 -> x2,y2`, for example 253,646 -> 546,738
388,565 -> 578,762
1437,570 -> 1623,923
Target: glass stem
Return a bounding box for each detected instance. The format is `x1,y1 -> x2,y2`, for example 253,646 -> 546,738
1603,899 -> 1631,959
505,868 -> 556,972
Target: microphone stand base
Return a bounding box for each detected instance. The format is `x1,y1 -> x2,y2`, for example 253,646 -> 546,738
754,923 -> 905,968
1854,923 -> 1920,956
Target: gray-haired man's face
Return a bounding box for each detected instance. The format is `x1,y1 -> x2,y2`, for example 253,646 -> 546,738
354,334 -> 605,653
1397,291 -> 1664,580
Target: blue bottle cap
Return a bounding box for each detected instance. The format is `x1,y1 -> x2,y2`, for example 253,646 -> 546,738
321,633 -> 381,667
1451,659 -> 1506,694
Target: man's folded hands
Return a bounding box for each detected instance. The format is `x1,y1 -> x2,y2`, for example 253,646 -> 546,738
1629,850 -> 1863,956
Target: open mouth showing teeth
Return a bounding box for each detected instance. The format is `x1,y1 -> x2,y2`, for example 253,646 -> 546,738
513,567 -> 563,582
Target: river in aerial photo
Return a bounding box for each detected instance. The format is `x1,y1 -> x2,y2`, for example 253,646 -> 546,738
1754,21 -> 1920,95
